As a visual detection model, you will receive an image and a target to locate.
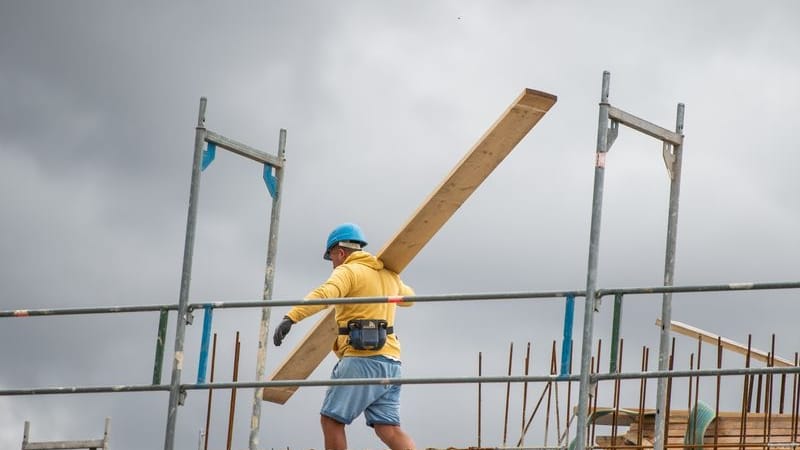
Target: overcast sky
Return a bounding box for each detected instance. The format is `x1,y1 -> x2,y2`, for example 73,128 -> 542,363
2,2 -> 799,449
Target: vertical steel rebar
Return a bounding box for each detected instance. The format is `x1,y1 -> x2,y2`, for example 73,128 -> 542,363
738,342 -> 749,450
693,339 -> 702,443
204,333 -> 217,450
576,70 -> 612,450
545,342 -> 555,447
250,128 -> 288,450
227,332 -> 241,450
503,342 -> 514,447
611,339 -> 624,447
766,337 -> 777,450
553,343 -> 563,447
791,353 -> 798,444
637,346 -> 647,446
665,338 -> 675,448
688,353 -> 695,412
164,97 -> 207,450
714,338 -> 722,450
521,342 -> 531,446
590,341 -> 602,448
566,339 -> 573,445
478,352 -> 482,448
518,380 -> 553,446
780,371 -> 787,414
654,101 -> 686,450
747,336 -> 754,412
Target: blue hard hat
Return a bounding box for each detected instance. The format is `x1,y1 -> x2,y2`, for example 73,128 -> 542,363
324,223 -> 368,260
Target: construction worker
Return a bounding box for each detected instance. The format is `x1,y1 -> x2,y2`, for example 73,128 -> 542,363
273,223 -> 416,450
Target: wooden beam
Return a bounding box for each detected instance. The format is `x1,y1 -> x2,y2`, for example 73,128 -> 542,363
262,88 -> 557,404
260,310 -> 338,404
377,88 -> 558,273
656,319 -> 795,367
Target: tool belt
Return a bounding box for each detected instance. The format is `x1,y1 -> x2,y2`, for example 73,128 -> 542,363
339,319 -> 393,350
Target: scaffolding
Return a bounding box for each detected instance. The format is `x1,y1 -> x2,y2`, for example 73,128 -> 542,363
2,72 -> 799,450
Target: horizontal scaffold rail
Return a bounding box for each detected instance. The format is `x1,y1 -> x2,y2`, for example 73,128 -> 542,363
0,290 -> 584,318
3,280 -> 798,319
597,280 -> 800,297
204,130 -> 284,168
607,105 -> 683,145
3,366 -> 800,397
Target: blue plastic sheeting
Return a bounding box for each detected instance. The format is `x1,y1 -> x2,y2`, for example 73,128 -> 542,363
560,295 -> 575,377
263,163 -> 277,199
201,142 -> 216,171
196,305 -> 214,383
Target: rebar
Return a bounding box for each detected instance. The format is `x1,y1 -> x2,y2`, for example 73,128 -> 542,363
204,333 -> 217,450
545,343 -> 555,447
226,332 -> 241,450
522,343 -> 531,446
715,337 -> 723,450
478,352 -> 483,448
504,342 -> 514,447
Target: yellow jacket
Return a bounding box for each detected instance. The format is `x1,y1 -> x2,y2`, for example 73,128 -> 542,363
286,251 -> 414,359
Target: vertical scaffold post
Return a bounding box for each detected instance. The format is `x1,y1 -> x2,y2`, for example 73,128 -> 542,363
609,293 -> 623,373
653,102 -> 685,450
249,128 -> 288,450
164,97 -> 207,450
575,70 -> 611,450
153,308 -> 169,384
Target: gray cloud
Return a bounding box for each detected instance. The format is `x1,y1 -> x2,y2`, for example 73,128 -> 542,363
2,2 -> 799,449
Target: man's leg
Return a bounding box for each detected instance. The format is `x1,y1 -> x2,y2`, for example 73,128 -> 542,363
321,414 -> 347,450
374,424 -> 415,450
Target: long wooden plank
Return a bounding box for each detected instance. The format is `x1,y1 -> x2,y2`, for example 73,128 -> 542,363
656,319 -> 795,367
263,88 -> 557,403
377,88 -> 557,272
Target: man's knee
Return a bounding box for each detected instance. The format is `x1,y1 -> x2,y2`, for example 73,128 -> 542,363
374,424 -> 410,443
374,425 -> 415,450
321,414 -> 345,429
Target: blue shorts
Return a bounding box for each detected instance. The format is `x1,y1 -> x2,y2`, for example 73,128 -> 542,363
320,356 -> 403,427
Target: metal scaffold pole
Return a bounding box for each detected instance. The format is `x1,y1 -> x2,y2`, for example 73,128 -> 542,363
160,97 -> 287,450
250,128 -> 287,450
575,70 -> 612,450
164,97 -> 207,450
653,102 -> 685,450
575,71 -> 686,450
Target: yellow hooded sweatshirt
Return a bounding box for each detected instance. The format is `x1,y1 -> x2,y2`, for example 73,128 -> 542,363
285,251 -> 414,360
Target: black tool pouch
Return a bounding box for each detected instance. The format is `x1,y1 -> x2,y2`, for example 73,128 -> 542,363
344,319 -> 389,350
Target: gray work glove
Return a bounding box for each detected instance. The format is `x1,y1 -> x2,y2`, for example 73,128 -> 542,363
273,316 -> 294,346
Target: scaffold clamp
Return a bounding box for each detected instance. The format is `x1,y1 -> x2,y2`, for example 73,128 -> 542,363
201,142 -> 216,171
263,163 -> 277,199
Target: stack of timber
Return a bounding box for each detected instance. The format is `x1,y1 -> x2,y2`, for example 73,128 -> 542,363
591,407 -> 800,450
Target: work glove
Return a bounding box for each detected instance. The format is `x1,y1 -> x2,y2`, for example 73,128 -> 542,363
273,316 -> 294,346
